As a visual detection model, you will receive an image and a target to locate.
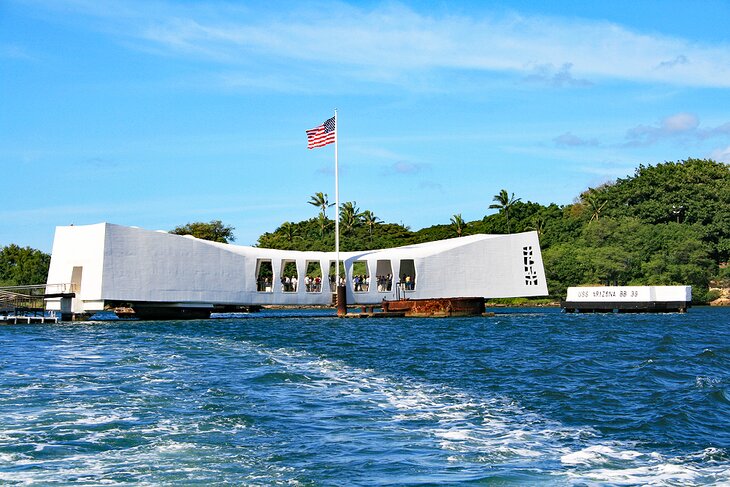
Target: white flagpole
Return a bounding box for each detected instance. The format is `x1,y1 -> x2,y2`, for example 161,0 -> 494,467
334,109 -> 340,288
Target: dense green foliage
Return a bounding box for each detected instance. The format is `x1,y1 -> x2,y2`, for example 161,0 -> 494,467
170,220 -> 236,243
0,244 -> 51,286
4,159 -> 724,301
258,159 -> 729,302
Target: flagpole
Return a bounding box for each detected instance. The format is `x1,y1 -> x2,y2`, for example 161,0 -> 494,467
334,109 -> 340,289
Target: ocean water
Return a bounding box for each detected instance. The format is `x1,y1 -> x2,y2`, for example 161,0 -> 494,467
1,307 -> 729,485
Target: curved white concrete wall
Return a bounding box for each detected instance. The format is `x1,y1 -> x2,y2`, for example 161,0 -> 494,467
46,223 -> 549,312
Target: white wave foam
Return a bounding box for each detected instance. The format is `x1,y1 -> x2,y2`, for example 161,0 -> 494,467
561,445 -> 645,466
229,338 -> 591,467
225,338 -> 730,485
568,462 -> 702,485
562,444 -> 730,485
5,332 -> 726,485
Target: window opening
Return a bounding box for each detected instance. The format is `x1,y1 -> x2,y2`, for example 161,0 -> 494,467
375,260 -> 393,292
281,260 -> 298,293
256,259 -> 273,292
305,261 -> 323,293
351,260 -> 370,292
328,261 -> 346,291
399,259 -> 416,291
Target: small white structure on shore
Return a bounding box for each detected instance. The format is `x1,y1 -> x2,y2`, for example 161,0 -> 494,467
45,223 -> 548,319
562,285 -> 692,313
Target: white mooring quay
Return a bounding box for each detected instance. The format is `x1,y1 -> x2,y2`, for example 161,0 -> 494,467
562,285 -> 692,313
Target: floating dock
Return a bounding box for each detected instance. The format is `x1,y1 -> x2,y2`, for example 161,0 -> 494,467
561,285 -> 692,313
1,315 -> 59,324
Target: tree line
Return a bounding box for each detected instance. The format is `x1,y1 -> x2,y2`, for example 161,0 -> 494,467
2,158 -> 727,302
252,158 -> 729,302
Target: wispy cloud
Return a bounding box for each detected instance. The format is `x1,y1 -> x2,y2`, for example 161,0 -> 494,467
523,63 -> 592,87
656,54 -> 689,70
623,112 -> 730,147
553,132 -> 599,147
385,161 -> 429,175
699,122 -> 730,139
26,0 -> 730,90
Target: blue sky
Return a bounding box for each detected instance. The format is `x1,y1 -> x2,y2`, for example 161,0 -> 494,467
2,0 -> 730,251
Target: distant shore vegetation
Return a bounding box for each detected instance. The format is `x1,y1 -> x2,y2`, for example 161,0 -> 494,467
1,158 -> 727,303
255,158 -> 729,303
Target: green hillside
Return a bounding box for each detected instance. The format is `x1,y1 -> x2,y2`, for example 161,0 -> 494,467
257,158 -> 729,302
2,158 -> 726,303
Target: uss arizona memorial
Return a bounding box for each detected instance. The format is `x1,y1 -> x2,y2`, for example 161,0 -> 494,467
45,223 -> 548,319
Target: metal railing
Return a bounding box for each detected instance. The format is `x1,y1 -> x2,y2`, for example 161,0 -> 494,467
0,283 -> 75,316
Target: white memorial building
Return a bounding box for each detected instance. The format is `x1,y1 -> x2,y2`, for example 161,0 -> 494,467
46,223 -> 548,318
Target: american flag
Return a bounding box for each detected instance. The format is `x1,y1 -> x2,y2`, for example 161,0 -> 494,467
306,116 -> 336,149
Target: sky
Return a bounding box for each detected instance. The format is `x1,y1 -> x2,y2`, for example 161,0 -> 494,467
2,0 -> 730,251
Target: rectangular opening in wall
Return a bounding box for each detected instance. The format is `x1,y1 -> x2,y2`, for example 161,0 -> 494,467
351,260 -> 370,292
305,261 -> 323,293
375,260 -> 393,292
256,259 -> 273,292
71,266 -> 83,294
328,261 -> 346,291
399,259 -> 416,291
281,260 -> 298,293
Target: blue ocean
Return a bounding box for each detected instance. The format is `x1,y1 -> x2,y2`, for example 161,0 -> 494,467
1,307 -> 729,485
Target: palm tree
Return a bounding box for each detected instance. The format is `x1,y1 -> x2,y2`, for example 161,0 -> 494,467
308,192 -> 334,219
585,194 -> 607,222
279,221 -> 299,243
489,189 -> 521,233
450,213 -> 466,237
526,215 -> 546,237
361,210 -> 381,238
316,211 -> 330,238
339,201 -> 362,235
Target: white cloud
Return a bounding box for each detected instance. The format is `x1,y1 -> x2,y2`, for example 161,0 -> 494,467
625,112 -> 702,146
28,0 -> 730,89
663,112 -> 700,133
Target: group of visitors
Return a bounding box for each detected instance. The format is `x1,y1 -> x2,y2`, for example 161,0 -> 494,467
256,277 -> 272,292
280,275 -> 298,292
353,274 -> 415,292
352,275 -> 370,292
303,275 -> 323,292
376,274 -> 393,292
256,273 -> 415,293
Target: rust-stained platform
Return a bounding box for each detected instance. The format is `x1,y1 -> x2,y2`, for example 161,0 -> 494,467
342,297 -> 488,318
